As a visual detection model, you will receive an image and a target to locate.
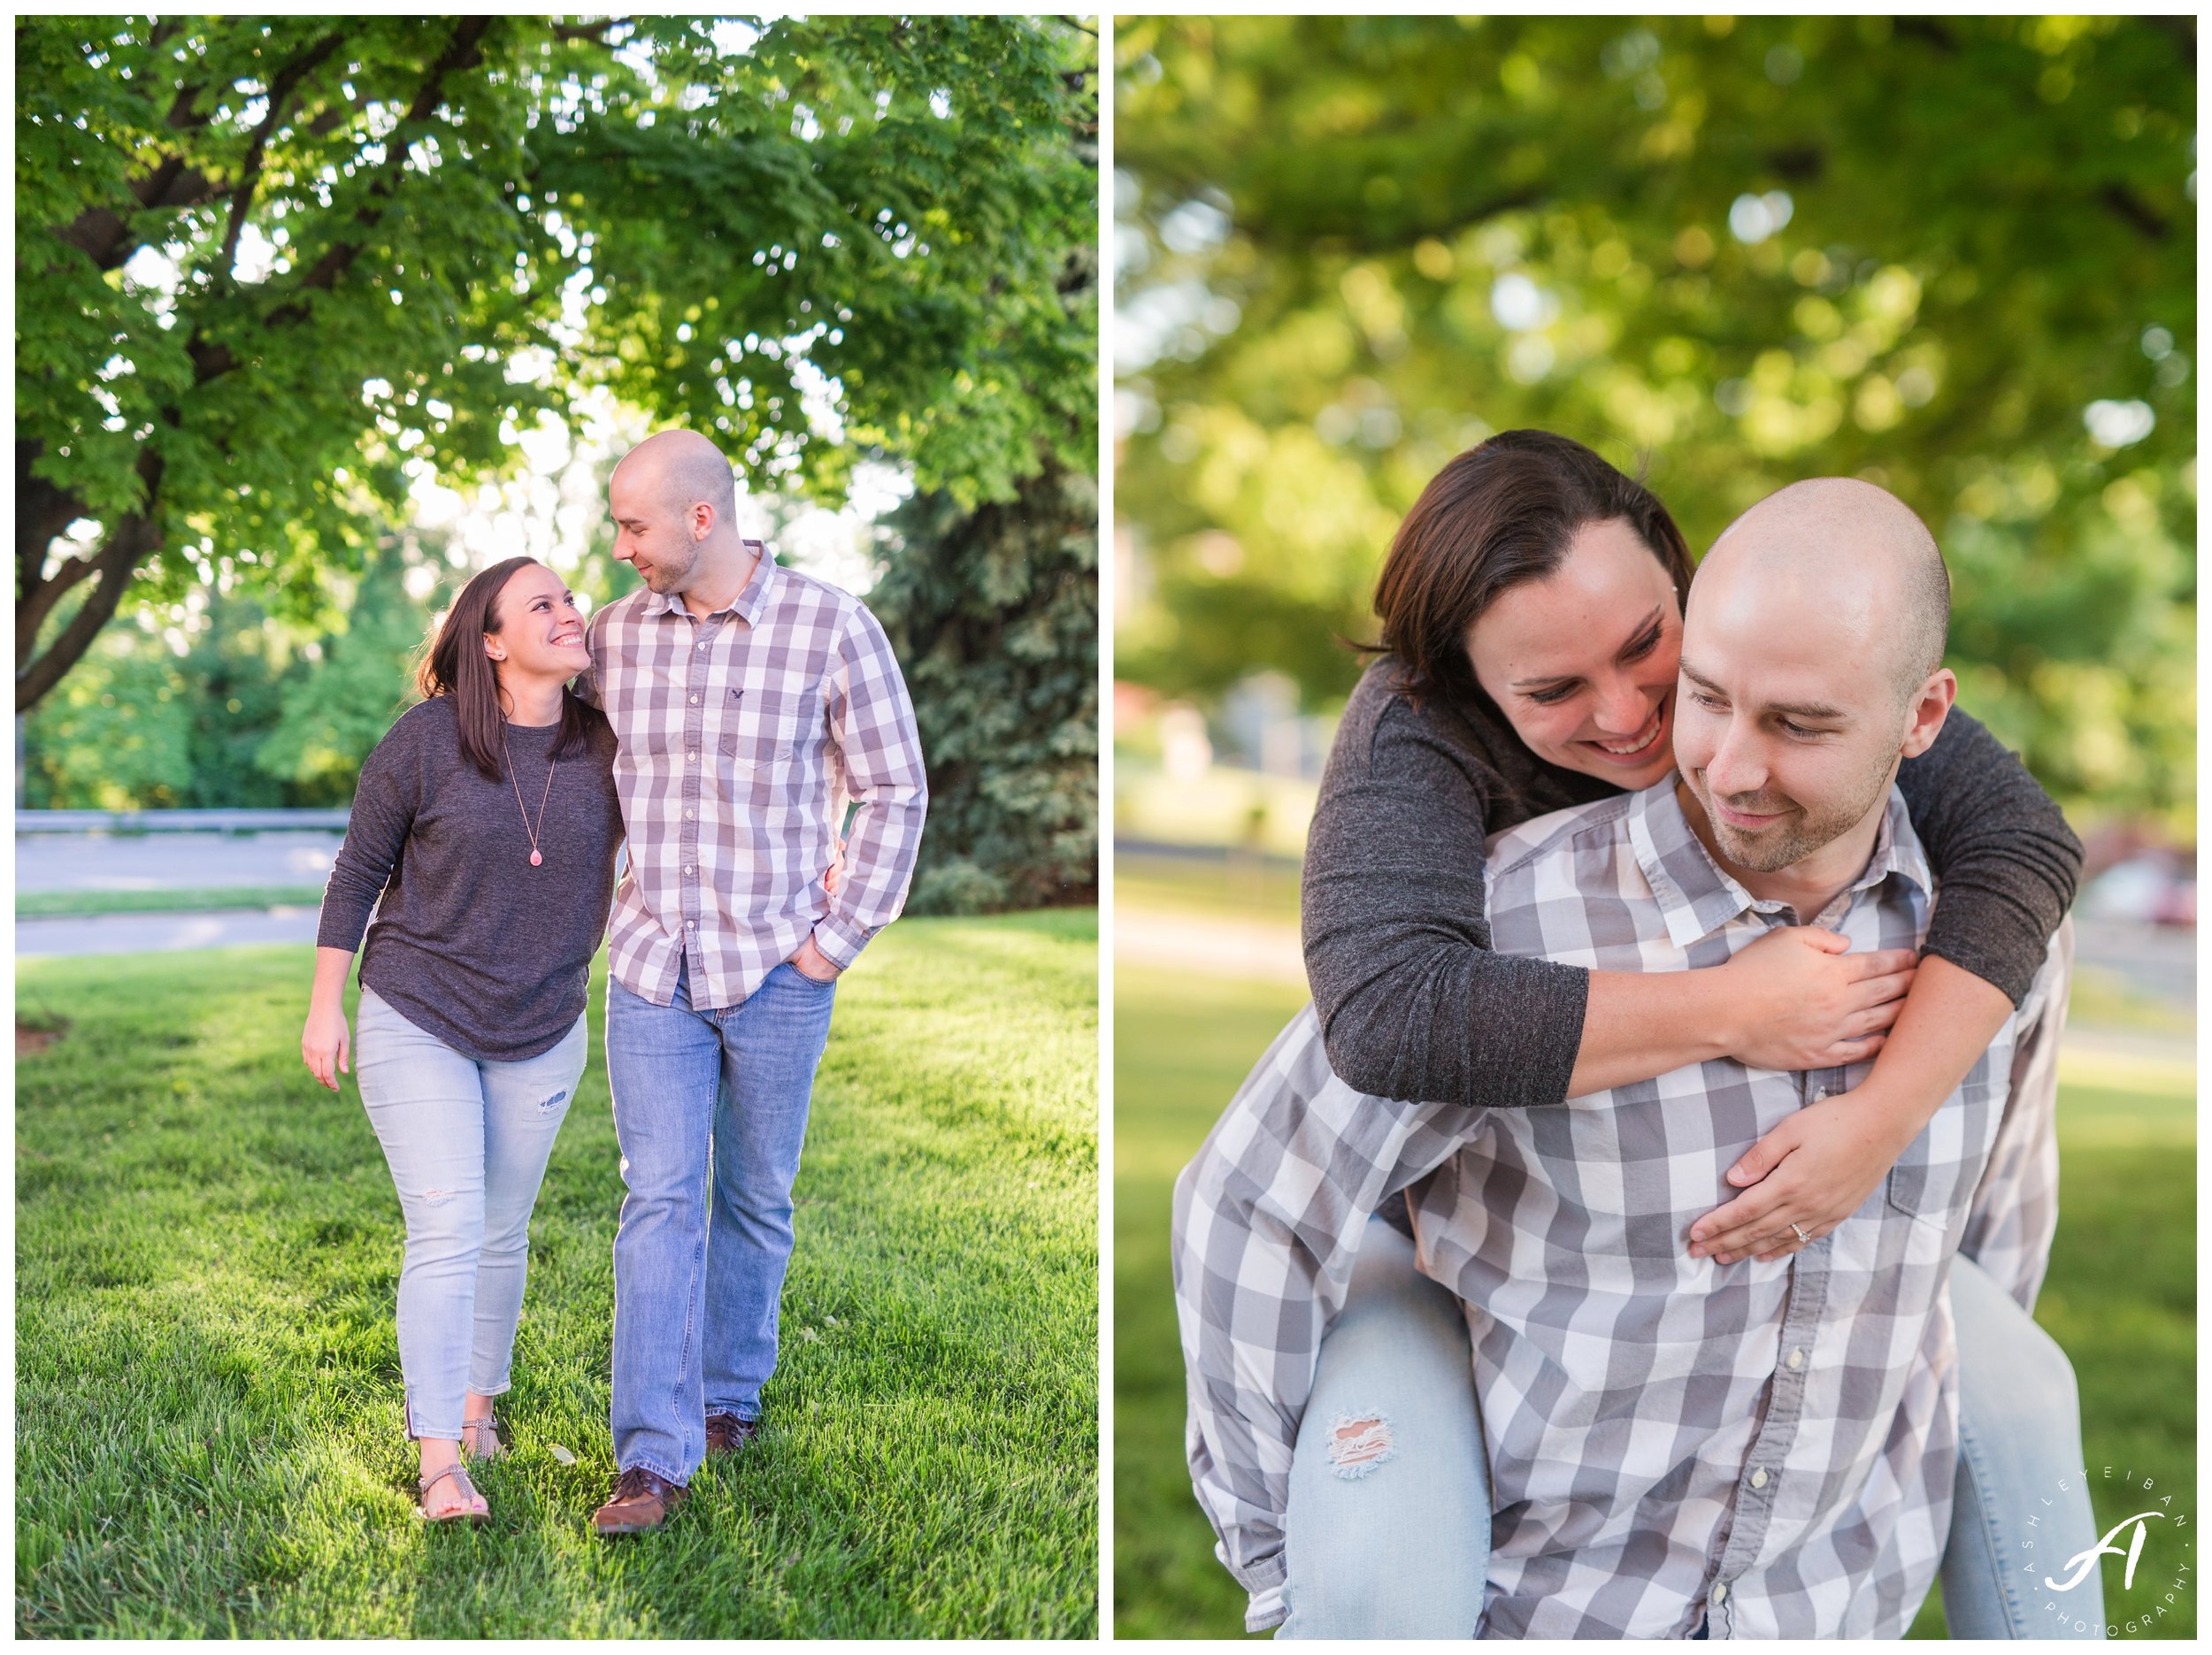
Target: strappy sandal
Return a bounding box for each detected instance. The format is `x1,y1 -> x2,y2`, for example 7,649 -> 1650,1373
460,1411 -> 510,1461
417,1460 -> 489,1525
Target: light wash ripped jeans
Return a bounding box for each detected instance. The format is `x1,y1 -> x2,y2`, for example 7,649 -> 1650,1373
354,985 -> 586,1441
1279,1214 -> 2105,1639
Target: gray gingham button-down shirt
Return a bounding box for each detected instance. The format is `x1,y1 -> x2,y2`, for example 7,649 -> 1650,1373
582,540 -> 926,1009
1172,778 -> 2060,1637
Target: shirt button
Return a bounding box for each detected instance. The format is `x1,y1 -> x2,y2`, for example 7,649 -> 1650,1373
1815,1087 -> 1831,1101
687,919 -> 696,930
685,808 -> 694,820
1786,1348 -> 1806,1371
1749,1468 -> 1768,1490
690,693 -> 699,704
684,865 -> 694,876
1711,1582 -> 1729,1605
688,750 -> 697,762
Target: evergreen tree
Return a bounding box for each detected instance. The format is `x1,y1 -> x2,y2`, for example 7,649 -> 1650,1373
872,461 -> 1098,914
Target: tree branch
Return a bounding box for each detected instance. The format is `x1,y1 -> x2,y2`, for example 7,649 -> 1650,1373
192,17 -> 498,382
17,439 -> 88,594
16,540 -> 104,648
551,17 -> 630,43
2100,182 -> 2170,242
15,453 -> 165,714
217,31 -> 349,279
271,17 -> 496,316
55,157 -> 221,270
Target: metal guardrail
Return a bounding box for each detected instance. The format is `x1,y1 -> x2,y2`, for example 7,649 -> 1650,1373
17,808 -> 352,834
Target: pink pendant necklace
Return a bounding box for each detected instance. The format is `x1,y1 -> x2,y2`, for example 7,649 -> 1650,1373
503,728 -> 557,866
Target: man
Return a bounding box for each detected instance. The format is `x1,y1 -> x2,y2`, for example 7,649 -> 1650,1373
582,429 -> 926,1535
1174,479 -> 2079,1636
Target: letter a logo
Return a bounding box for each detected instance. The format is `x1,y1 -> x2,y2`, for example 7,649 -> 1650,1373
2047,1512 -> 2163,1593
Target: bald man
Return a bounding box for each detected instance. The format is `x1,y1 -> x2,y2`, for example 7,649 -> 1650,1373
580,429 -> 926,1535
1171,478 -> 2093,1637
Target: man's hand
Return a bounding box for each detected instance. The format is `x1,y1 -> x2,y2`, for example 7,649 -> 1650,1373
789,932 -> 842,984
1686,1086 -> 1920,1264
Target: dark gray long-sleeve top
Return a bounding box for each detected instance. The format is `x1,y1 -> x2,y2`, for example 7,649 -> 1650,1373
317,694 -> 626,1063
1302,657 -> 2085,1112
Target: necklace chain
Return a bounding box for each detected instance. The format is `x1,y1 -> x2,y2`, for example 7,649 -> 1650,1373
503,727 -> 557,867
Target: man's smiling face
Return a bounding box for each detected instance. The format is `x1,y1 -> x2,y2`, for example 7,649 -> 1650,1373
1671,478 -> 1955,877
1671,609 -> 1905,874
608,457 -> 702,595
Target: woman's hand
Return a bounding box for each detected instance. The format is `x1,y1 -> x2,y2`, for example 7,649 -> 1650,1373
1688,1085 -> 1919,1263
1718,925 -> 1918,1071
302,1000 -> 351,1093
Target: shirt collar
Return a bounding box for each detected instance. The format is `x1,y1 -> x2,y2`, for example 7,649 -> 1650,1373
1626,775 -> 1931,951
641,539 -> 776,624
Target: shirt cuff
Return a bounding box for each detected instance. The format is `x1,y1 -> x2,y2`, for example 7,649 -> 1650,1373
1246,1583 -> 1286,1632
810,912 -> 872,970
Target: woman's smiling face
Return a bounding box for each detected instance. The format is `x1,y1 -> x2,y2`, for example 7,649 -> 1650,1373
1466,517 -> 1685,789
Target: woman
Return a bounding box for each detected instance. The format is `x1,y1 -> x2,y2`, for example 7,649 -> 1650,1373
302,557 -> 624,1523
1185,432 -> 2095,1635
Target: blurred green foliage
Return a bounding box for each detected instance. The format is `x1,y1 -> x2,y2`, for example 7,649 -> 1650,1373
1116,16 -> 2194,829
21,540 -> 438,809
19,15 -> 1095,711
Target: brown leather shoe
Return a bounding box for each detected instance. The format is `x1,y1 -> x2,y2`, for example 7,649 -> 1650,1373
592,1466 -> 687,1536
705,1413 -> 760,1457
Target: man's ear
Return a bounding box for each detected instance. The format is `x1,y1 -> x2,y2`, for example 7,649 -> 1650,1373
1896,668 -> 1957,760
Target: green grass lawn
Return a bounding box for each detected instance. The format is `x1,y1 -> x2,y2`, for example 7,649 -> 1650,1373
18,910 -> 1098,1638
1113,957 -> 2196,1641
16,885 -> 331,918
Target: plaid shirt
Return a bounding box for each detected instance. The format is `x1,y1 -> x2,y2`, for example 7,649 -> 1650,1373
1172,779 -> 2061,1637
582,540 -> 926,1009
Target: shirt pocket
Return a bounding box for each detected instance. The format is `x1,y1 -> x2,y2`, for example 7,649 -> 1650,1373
1885,1034 -> 2014,1231
718,717 -> 802,809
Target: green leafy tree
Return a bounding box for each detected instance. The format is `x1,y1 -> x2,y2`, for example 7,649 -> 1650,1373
19,14 -> 1096,711
254,540 -> 441,802
1116,16 -> 2194,823
874,459 -> 1100,914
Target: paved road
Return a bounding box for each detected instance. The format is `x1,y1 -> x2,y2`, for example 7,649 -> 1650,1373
17,829 -> 345,893
18,906 -> 325,958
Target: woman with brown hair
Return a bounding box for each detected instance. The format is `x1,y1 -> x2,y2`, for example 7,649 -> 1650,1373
301,556 -> 624,1523
1175,430 -> 2097,1636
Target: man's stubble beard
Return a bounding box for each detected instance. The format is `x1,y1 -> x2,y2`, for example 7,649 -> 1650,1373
638,539 -> 701,596
1690,748 -> 1901,874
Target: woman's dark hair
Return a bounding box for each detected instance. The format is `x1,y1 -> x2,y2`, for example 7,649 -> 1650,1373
416,555 -> 600,782
1371,430 -> 1695,706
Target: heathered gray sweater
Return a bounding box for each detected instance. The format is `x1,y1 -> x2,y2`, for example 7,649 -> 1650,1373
317,694 -> 625,1063
1301,657 -> 2084,1113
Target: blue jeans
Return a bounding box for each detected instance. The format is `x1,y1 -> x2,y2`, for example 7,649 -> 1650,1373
1945,1250 -> 2106,1637
1279,1215 -> 2103,1638
353,986 -> 585,1441
604,956 -> 836,1485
